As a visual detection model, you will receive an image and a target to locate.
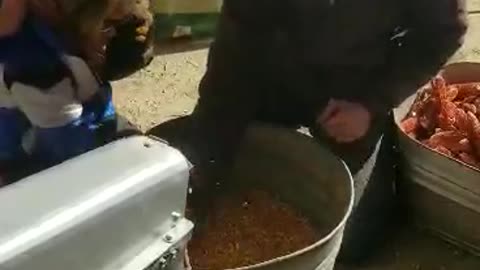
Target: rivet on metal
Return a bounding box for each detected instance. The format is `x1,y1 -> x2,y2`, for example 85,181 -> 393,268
158,257 -> 168,269
171,212 -> 182,222
163,234 -> 174,243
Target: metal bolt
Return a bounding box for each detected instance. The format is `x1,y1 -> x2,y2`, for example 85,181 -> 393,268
163,234 -> 174,243
158,257 -> 168,269
169,248 -> 178,260
171,212 -> 182,222
145,143 -> 153,149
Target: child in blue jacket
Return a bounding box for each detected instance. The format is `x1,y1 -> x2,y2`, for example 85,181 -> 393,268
0,0 -> 154,184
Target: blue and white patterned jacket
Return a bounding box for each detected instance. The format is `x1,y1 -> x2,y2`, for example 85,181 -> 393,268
0,15 -> 116,169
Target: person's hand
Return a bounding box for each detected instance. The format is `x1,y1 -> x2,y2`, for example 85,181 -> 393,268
317,99 -> 372,143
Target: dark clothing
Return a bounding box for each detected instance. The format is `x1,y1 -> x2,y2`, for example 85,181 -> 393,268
178,0 -> 467,175
149,0 -> 466,263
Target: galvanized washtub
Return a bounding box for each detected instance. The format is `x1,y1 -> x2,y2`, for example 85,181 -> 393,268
221,124 -> 355,270
393,62 -> 480,255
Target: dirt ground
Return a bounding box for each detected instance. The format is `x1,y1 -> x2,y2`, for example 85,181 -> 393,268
112,7 -> 480,270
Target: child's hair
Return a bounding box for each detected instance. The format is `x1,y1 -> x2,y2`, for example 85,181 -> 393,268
42,0 -> 121,73
60,0 -> 147,34
59,0 -> 113,38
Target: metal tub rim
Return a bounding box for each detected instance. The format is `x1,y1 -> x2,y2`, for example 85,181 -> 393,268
226,124 -> 355,270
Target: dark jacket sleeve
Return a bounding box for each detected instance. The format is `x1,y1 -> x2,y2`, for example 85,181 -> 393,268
179,9 -> 269,176
364,0 -> 467,112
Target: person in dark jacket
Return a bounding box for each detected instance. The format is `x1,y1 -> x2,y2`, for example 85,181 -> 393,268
150,0 -> 468,263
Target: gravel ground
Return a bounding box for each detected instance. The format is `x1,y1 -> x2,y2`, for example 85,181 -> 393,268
111,9 -> 480,270
112,48 -> 207,131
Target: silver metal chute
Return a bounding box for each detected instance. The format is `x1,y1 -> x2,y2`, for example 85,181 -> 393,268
0,136 -> 193,270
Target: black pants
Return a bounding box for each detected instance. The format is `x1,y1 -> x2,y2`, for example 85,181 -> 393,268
315,114 -> 398,264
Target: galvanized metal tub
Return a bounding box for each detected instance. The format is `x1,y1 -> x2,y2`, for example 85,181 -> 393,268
393,62 -> 480,255
221,124 -> 355,270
